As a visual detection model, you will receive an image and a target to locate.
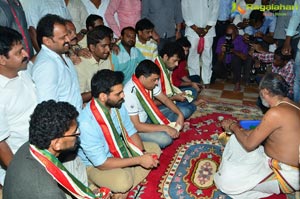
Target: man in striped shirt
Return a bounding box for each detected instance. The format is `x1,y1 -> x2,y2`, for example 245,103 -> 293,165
135,18 -> 158,61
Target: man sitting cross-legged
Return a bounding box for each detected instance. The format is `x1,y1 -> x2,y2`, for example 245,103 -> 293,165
214,73 -> 300,198
78,69 -> 160,199
154,42 -> 204,120
3,100 -> 109,199
124,60 -> 184,148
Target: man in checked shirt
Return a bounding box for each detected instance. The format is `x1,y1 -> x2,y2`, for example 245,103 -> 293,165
251,44 -> 295,100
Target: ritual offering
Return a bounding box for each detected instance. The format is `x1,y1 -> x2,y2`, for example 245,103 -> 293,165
152,154 -> 158,160
168,122 -> 182,132
96,187 -> 111,199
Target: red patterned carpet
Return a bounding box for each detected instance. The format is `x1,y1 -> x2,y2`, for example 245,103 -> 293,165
127,102 -> 289,199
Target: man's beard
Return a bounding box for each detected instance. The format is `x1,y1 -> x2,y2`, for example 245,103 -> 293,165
69,137 -> 80,152
260,95 -> 270,108
61,137 -> 80,155
58,137 -> 80,162
106,98 -> 125,109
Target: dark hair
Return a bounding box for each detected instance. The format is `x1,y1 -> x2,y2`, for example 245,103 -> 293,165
159,42 -> 184,60
29,100 -> 78,149
135,18 -> 154,32
0,26 -> 22,58
36,14 -> 66,48
249,10 -> 264,24
259,73 -> 289,97
91,69 -> 124,98
274,47 -> 293,62
227,23 -> 238,35
65,19 -> 74,26
87,25 -> 113,46
135,60 -> 161,78
121,26 -> 135,36
86,14 -> 103,30
176,37 -> 191,48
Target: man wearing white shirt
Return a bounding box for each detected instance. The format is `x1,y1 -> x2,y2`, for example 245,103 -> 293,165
30,14 -> 87,193
81,0 -> 110,26
31,14 -> 82,112
20,0 -> 72,52
0,27 -> 37,185
181,0 -> 219,86
124,60 -> 184,148
65,0 -> 89,34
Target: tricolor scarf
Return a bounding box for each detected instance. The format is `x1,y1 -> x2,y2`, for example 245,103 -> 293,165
132,75 -> 170,125
29,144 -> 98,199
154,56 -> 182,97
90,98 -> 143,158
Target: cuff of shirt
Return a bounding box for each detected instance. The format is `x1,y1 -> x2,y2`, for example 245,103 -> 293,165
185,20 -> 194,27
207,21 -> 217,27
285,29 -> 299,37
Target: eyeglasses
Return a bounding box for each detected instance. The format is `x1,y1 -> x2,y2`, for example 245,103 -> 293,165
60,127 -> 81,138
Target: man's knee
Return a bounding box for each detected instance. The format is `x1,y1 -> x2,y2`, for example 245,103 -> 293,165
155,133 -> 173,148
231,55 -> 242,66
87,167 -> 134,193
139,132 -> 172,149
109,171 -> 134,193
214,172 -> 238,193
143,142 -> 161,156
178,105 -> 195,119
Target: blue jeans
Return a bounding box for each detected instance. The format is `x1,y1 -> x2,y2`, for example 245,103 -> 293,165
158,105 -> 179,121
138,131 -> 172,149
138,117 -> 173,148
158,87 -> 198,120
294,49 -> 300,103
158,101 -> 195,121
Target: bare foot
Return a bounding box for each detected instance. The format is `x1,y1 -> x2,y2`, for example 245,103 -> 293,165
193,98 -> 207,107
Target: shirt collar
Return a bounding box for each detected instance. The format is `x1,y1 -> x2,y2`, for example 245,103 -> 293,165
0,73 -> 19,88
41,44 -> 69,60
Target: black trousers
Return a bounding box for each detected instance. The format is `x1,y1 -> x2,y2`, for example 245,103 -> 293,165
212,20 -> 230,66
213,55 -> 252,83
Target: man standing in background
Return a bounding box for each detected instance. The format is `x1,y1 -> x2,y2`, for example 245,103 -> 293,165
20,0 -> 72,52
282,0 -> 300,103
105,0 -> 141,38
142,0 -> 183,52
181,0 -> 219,87
0,0 -> 34,58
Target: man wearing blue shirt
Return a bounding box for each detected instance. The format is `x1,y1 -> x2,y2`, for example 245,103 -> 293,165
112,27 -> 145,84
244,10 -> 276,45
78,69 -> 160,199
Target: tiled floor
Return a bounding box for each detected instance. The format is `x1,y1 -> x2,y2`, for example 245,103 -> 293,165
199,79 -> 259,106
